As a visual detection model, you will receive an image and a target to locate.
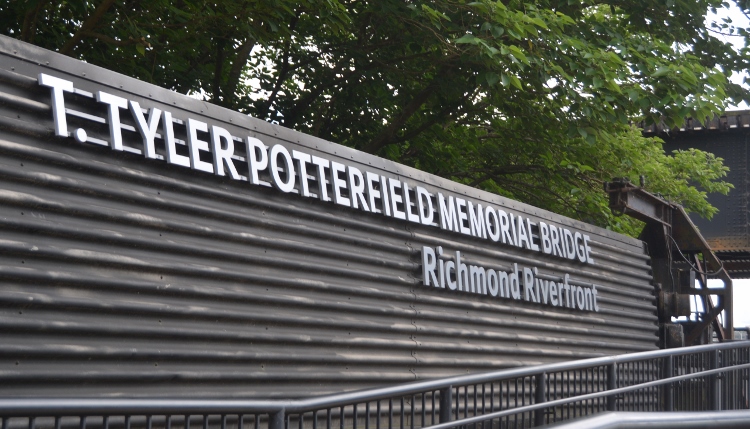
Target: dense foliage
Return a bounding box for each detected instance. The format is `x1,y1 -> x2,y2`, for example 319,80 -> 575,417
3,0 -> 746,234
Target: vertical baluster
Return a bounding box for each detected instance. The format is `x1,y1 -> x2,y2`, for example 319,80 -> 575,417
270,412 -> 285,429
663,355 -> 674,411
399,398 -> 404,429
432,391 -> 437,426
513,378 -> 518,427
710,348 -> 721,410
454,387 -> 459,421
409,396 -> 414,429
388,399 -> 393,429
463,386 -> 467,420
472,385 -> 478,428
551,372 -> 557,423
534,373 -> 546,427
521,377 -> 526,427
377,401 -> 381,429
421,393 -> 425,428
489,383 -> 495,429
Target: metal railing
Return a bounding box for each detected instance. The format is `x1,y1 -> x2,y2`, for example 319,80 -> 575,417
1,342 -> 748,429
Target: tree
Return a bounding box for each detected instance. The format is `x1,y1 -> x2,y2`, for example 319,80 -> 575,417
1,0 -> 743,234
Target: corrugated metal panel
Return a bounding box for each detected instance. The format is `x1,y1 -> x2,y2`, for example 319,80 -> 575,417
0,35 -> 658,399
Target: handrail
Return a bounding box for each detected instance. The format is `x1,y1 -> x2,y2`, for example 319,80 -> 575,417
421,361 -> 750,429
542,410 -> 750,429
0,340 -> 748,429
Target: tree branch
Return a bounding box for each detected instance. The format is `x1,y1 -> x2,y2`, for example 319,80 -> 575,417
257,12 -> 301,119
20,1 -> 47,43
78,31 -> 148,47
282,50 -> 434,127
396,88 -> 478,150
60,0 -> 118,56
361,66 -> 452,154
223,38 -> 256,107
212,37 -> 226,105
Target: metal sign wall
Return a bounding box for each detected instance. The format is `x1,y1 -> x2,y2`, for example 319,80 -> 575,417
0,36 -> 658,399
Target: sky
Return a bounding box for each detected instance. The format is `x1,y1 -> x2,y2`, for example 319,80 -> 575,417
706,4 -> 749,329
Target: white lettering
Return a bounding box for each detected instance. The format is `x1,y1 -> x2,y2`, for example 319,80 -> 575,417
163,111 -> 190,167
455,198 -> 470,235
438,193 -> 458,232
347,166 -> 369,211
311,155 -> 331,202
96,91 -> 128,151
403,183 -> 420,223
292,150 -> 312,197
416,186 -> 434,225
246,137 -> 268,185
366,172 -> 382,214
389,178 -> 405,220
186,118 -> 213,173
330,161 -> 350,206
129,101 -> 161,159
269,144 -> 295,193
39,73 -> 74,137
539,222 -> 551,254
468,202 -> 486,239
210,126 -> 240,180
422,246 -> 438,287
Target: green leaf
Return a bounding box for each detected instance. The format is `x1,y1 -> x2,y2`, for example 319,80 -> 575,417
507,45 -> 529,64
485,72 -> 500,86
508,74 -> 522,90
652,67 -> 671,78
455,33 -> 478,44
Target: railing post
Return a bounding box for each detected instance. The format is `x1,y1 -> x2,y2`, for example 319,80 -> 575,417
663,355 -> 674,411
710,349 -> 721,411
439,386 -> 453,424
269,410 -> 285,429
535,373 -> 546,427
607,363 -> 618,411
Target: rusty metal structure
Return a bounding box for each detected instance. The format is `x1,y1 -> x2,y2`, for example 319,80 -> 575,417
642,111 -> 750,280
605,179 -> 733,347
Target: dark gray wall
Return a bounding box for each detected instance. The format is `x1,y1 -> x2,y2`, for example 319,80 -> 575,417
662,130 -> 750,252
0,36 -> 657,399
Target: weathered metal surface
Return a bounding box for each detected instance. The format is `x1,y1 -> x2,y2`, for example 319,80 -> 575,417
605,179 -> 733,345
0,36 -> 658,399
645,113 -> 750,278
